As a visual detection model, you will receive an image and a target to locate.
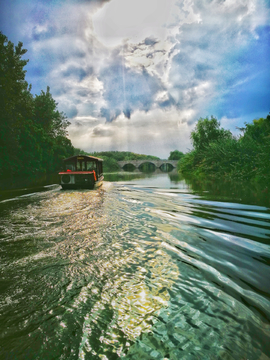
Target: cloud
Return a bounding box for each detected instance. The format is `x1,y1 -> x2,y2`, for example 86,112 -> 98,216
31,24 -> 57,41
68,108 -> 193,158
164,0 -> 269,120
98,54 -> 164,121
60,103 -> 79,118
1,0 -> 269,156
61,65 -> 93,82
92,0 -> 178,47
144,37 -> 159,46
92,125 -> 115,137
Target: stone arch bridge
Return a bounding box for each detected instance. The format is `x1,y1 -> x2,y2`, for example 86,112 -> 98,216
117,160 -> 178,169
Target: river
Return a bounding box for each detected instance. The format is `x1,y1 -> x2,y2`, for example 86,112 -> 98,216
0,172 -> 270,360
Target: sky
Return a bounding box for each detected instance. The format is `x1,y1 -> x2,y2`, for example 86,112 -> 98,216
0,0 -> 269,158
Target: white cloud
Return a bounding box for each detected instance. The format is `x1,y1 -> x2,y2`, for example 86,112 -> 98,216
68,108 -> 194,157
14,0 -> 269,156
92,0 -> 181,47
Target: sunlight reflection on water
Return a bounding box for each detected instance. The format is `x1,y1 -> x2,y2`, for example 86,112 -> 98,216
0,177 -> 270,359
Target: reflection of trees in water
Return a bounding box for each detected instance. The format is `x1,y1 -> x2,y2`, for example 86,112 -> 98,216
104,172 -> 148,182
123,164 -> 136,172
168,172 -> 183,183
105,169 -> 181,183
183,175 -> 270,206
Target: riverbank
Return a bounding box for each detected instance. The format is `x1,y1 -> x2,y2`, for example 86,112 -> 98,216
178,114 -> 270,193
0,173 -> 59,201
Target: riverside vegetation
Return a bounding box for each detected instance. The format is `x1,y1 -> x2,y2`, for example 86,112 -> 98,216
0,32 -> 74,188
178,115 -> 270,189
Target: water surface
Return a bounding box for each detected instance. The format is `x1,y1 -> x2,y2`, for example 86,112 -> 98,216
0,173 -> 270,359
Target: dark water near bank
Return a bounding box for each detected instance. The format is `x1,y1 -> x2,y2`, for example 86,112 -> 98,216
0,173 -> 270,359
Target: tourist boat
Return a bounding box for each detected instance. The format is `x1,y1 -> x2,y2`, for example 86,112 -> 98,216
59,155 -> 104,189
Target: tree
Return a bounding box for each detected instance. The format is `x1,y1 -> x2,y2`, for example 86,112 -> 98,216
239,114 -> 270,183
168,150 -> 184,160
0,32 -> 34,176
34,86 -> 70,137
33,87 -> 72,172
74,148 -> 89,156
241,115 -> 270,144
0,32 -> 74,186
191,116 -> 232,151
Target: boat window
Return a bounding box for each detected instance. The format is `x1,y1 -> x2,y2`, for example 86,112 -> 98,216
65,162 -> 75,171
86,161 -> 96,171
77,160 -> 85,171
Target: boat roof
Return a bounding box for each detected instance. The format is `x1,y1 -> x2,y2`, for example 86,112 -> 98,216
63,155 -> 103,162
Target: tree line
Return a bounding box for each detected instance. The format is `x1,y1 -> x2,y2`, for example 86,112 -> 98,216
74,149 -> 160,172
178,115 -> 270,187
0,32 -> 74,187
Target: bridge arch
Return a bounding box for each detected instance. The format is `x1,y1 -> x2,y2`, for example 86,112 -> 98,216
117,159 -> 178,171
122,163 -> 136,171
138,161 -> 156,172
159,162 -> 175,172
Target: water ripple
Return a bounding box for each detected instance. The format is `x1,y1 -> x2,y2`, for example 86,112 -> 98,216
0,181 -> 269,359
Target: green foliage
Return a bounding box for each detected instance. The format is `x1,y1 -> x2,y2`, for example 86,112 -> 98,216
100,156 -> 120,172
34,86 -> 70,138
73,148 -> 89,156
0,32 -> 74,187
90,151 -> 160,162
0,32 -> 32,175
191,116 -> 232,150
179,114 -> 270,187
168,150 -> 184,160
33,87 -> 73,172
